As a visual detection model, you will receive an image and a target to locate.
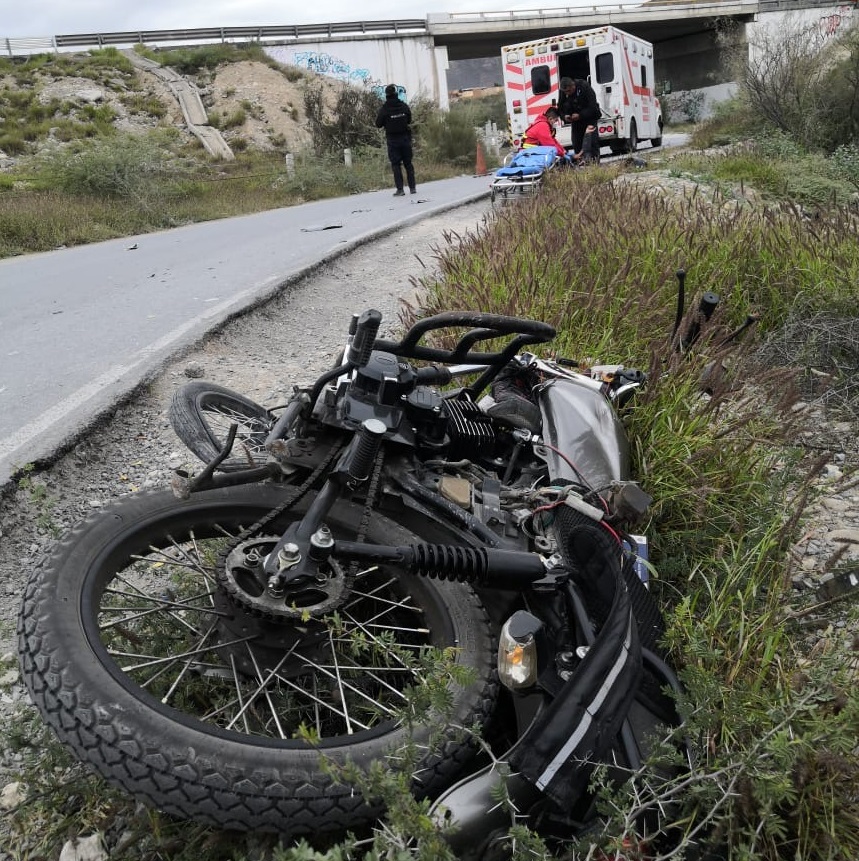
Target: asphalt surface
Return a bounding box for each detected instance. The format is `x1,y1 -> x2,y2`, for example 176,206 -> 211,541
0,175 -> 491,488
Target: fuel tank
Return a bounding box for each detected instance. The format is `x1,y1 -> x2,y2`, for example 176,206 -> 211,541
538,377 -> 630,487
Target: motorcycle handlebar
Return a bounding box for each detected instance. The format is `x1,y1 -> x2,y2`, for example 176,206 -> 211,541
347,309 -> 382,367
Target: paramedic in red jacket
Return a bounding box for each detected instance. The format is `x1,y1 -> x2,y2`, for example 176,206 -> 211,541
522,108 -> 567,158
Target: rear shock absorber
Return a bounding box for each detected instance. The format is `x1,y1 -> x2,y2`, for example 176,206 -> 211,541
331,541 -> 549,589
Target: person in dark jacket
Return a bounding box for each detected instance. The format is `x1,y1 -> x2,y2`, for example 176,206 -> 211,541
375,84 -> 416,196
558,76 -> 601,162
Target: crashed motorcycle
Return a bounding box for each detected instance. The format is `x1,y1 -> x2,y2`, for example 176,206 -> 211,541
18,306 -> 688,852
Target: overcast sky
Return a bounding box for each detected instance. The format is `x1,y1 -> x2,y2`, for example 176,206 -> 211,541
0,0 -> 582,38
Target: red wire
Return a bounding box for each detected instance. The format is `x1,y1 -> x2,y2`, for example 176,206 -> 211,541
535,438 -> 595,491
601,520 -> 623,546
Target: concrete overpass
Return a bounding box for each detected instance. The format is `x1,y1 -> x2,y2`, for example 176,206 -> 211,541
430,1 -> 755,59
428,0 -> 853,94
2,0 -> 854,107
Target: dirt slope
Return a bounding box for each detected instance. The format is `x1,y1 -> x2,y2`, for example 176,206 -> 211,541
1,56 -> 347,161
204,60 -> 342,152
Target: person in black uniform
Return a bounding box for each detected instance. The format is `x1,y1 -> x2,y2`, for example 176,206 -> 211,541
375,84 -> 416,196
558,76 -> 601,163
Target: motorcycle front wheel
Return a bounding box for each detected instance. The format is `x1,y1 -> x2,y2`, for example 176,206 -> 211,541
18,485 -> 496,835
169,381 -> 275,471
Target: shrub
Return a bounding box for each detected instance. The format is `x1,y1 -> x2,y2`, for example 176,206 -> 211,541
672,89 -> 706,122
33,133 -> 178,202
136,42 -> 269,75
829,141 -> 859,190
448,92 -> 508,130
120,92 -> 168,119
303,85 -> 382,155
417,103 -> 477,167
0,131 -> 28,155
736,18 -> 859,153
220,107 -> 247,129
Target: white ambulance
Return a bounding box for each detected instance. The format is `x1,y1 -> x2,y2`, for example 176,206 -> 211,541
501,26 -> 663,154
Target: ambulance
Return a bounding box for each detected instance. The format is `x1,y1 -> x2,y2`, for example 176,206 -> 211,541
501,26 -> 663,154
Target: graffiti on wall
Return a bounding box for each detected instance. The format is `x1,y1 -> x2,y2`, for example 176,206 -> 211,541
264,46 -> 409,101
294,51 -> 372,84
819,5 -> 854,37
375,83 -> 408,101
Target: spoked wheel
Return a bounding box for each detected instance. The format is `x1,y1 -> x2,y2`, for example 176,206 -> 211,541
169,381 -> 276,471
18,485 -> 496,835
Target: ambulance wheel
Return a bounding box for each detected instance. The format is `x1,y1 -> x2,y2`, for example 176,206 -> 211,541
627,120 -> 639,153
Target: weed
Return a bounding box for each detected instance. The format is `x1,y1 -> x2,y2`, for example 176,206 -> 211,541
135,41 -> 271,75
239,98 -> 264,120
16,464 -> 58,535
221,106 -> 247,129
119,91 -> 168,118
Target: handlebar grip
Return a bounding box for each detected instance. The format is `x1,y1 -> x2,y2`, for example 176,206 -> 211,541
414,365 -> 453,386
347,309 -> 382,368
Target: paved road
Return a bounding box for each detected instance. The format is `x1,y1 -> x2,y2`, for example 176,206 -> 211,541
0,134 -> 689,489
0,176 -> 491,487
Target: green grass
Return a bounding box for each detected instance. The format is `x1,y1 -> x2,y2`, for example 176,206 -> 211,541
0,143 -> 465,257
411,164 -> 859,859
134,41 -> 276,74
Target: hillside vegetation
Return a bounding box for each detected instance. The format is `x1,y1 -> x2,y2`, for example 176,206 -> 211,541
0,44 -> 506,258
2,23 -> 859,861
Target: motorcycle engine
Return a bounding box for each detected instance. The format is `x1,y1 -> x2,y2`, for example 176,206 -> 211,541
340,351 -> 500,461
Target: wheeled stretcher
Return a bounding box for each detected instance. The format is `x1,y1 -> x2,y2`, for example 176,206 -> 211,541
490,145 -> 569,204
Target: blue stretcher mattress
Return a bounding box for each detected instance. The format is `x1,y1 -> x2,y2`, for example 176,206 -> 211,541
494,146 -> 561,178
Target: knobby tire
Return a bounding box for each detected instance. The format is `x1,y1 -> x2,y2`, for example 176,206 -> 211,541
169,381 -> 275,472
18,485 -> 496,835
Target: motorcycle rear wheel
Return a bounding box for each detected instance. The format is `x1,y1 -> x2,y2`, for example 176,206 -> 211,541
18,485 -> 496,835
169,381 -> 275,471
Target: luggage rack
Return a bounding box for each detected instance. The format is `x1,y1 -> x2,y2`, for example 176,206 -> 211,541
490,145 -> 566,204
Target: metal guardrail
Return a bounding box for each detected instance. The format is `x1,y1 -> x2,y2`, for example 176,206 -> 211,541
2,20 -> 428,56
3,36 -> 56,56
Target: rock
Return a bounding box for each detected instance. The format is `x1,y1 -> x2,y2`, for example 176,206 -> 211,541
0,781 -> 25,810
828,528 -> 859,544
821,464 -> 843,481
821,497 -> 852,513
59,834 -> 107,861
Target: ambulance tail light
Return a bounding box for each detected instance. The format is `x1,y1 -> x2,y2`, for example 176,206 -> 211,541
512,99 -> 523,114
599,124 -> 615,135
